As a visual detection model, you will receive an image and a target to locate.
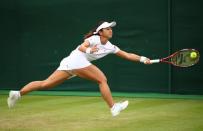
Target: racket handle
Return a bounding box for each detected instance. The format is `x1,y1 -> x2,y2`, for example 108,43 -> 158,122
150,59 -> 160,63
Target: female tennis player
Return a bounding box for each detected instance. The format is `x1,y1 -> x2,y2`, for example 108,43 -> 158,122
7,21 -> 151,116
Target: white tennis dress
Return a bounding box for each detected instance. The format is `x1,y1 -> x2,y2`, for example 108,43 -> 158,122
57,35 -> 120,71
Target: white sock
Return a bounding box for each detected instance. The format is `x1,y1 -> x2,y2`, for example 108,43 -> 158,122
111,103 -> 117,110
12,91 -> 21,98
17,91 -> 21,98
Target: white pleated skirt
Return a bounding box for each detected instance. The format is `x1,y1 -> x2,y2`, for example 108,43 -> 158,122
57,50 -> 91,71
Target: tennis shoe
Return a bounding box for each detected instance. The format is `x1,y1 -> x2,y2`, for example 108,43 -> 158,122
111,100 -> 129,117
7,91 -> 21,108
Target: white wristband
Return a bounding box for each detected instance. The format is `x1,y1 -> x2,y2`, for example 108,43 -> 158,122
85,47 -> 91,54
140,56 -> 147,63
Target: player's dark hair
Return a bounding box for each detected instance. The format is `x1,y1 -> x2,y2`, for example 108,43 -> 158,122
84,21 -> 105,39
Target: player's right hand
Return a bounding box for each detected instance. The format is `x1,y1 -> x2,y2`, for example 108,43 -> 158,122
90,45 -> 99,53
144,58 -> 152,64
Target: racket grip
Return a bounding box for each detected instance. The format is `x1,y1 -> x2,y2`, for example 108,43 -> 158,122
150,59 -> 160,63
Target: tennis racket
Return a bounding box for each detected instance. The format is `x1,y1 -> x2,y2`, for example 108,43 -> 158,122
150,49 -> 200,67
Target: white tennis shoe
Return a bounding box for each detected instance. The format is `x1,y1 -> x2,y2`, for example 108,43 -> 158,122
111,100 -> 129,117
7,91 -> 21,108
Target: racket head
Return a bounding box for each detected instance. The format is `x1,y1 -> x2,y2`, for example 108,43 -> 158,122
167,49 -> 200,67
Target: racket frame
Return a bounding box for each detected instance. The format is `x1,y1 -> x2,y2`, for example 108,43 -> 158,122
150,49 -> 200,67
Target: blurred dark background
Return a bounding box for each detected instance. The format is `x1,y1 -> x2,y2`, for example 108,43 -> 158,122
0,0 -> 202,94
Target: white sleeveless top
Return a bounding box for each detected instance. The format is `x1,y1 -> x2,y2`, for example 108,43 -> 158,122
57,35 -> 120,70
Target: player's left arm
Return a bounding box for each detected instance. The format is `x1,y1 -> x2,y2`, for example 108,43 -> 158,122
115,50 -> 151,64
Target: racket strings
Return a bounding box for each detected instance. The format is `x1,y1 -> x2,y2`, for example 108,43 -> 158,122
171,50 -> 199,67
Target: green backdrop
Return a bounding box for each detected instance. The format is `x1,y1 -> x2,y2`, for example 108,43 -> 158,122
0,0 -> 202,94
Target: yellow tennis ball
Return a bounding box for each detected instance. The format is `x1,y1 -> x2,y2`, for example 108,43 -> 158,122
190,52 -> 197,59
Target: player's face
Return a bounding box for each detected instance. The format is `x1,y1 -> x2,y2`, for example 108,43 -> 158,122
100,27 -> 113,39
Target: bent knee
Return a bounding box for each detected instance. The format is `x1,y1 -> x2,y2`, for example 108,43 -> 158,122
97,77 -> 107,84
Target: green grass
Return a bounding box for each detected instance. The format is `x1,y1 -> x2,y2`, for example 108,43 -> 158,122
0,94 -> 203,131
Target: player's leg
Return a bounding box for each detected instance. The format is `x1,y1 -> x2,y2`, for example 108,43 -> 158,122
72,64 -> 114,108
20,70 -> 71,95
73,65 -> 128,116
7,70 -> 72,108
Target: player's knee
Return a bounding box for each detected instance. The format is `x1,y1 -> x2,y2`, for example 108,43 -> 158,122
97,77 -> 107,84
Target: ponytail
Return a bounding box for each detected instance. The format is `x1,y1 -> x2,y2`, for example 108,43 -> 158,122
83,21 -> 105,39
83,30 -> 95,39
